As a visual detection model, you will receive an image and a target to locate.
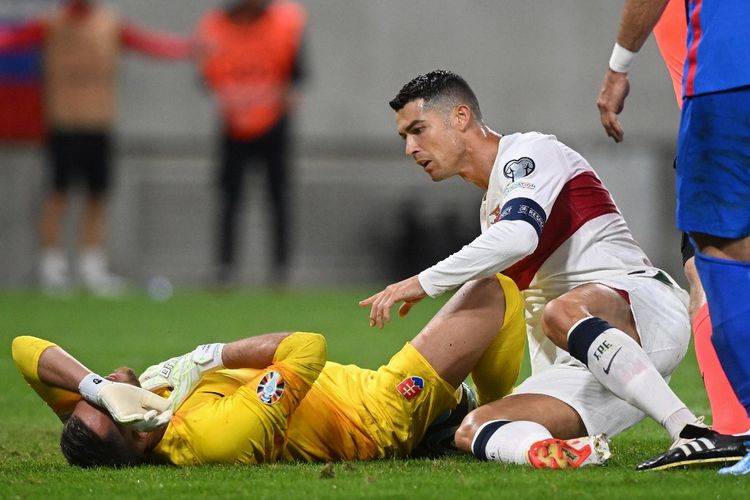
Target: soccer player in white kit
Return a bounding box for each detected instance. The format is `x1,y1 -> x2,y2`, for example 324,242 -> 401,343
361,70 -> 701,468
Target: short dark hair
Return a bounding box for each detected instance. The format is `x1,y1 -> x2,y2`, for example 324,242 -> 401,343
389,69 -> 482,120
60,415 -> 141,468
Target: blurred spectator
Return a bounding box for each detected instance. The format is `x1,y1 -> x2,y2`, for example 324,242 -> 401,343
195,0 -> 307,286
0,0 -> 191,296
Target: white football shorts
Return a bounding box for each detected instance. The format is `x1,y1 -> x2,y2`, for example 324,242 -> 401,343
513,270 -> 691,437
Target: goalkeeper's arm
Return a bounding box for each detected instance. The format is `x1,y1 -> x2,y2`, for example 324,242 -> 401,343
139,333 -> 295,409
34,342 -> 171,430
140,332 -> 328,411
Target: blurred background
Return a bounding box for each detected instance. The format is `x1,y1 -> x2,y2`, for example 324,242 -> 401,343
0,0 -> 682,291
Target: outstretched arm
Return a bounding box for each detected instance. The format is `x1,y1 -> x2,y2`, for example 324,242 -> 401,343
121,22 -> 193,60
0,20 -> 44,51
359,275 -> 427,329
597,0 -> 670,143
360,217 -> 538,329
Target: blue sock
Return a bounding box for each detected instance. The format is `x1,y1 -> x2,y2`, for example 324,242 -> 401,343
695,251 -> 750,415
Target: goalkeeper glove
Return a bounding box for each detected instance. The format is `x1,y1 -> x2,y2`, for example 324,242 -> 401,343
79,373 -> 172,431
139,343 -> 225,411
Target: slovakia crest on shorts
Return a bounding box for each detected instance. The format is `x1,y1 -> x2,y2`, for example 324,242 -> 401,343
257,370 -> 285,405
396,376 -> 424,401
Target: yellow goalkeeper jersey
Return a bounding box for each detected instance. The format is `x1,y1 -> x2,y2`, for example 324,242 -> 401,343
13,273 -> 525,466
155,340 -> 459,463
11,334 -> 454,464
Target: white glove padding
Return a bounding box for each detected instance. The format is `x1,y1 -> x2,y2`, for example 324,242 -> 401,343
99,383 -> 173,431
79,373 -> 172,431
138,343 -> 225,411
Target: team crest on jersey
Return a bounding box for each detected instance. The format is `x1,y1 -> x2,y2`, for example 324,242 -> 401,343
503,157 -> 536,182
257,370 -> 285,405
396,376 -> 424,401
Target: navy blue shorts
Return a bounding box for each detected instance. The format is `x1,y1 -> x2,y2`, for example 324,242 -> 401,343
676,86 -> 750,238
46,129 -> 112,195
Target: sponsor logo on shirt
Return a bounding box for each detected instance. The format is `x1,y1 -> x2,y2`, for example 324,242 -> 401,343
517,204 -> 545,230
257,370 -> 285,405
503,180 -> 537,196
501,206 -> 513,218
396,376 -> 424,401
503,157 -> 536,182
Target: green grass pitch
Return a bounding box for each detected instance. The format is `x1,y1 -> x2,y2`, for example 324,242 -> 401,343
1,289 -> 747,499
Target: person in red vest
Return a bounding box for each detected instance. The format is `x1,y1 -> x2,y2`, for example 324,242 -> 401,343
0,0 -> 192,297
195,0 -> 307,286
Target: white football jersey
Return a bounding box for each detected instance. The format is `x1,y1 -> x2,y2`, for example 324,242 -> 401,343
418,132 -> 660,371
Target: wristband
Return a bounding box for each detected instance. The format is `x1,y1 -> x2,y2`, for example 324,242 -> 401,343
192,343 -> 225,371
79,372 -> 111,405
608,43 -> 637,73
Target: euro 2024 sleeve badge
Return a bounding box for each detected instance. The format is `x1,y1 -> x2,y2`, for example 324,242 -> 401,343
257,370 -> 286,404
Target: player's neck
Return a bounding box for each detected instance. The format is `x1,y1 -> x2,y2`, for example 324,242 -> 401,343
141,425 -> 168,452
227,5 -> 268,23
66,1 -> 93,18
461,127 -> 501,191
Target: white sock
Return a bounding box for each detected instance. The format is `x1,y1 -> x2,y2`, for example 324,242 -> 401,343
80,247 -> 107,277
568,318 -> 695,441
39,248 -> 68,285
471,420 -> 552,465
664,408 -> 700,439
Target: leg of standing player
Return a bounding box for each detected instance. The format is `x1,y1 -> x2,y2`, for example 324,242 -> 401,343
38,130 -> 71,294
674,88 -> 750,474
77,131 -> 126,297
262,117 -> 291,284
683,245 -> 750,435
216,133 -> 247,285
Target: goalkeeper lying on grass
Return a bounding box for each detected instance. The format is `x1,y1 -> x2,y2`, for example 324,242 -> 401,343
12,275 -> 609,469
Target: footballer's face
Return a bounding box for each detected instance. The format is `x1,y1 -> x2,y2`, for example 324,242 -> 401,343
70,367 -> 144,450
395,99 -> 465,182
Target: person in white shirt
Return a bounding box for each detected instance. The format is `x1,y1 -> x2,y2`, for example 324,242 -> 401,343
361,70 -> 703,469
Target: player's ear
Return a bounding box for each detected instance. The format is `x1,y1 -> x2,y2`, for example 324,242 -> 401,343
128,428 -> 150,445
452,104 -> 472,130
131,429 -> 158,455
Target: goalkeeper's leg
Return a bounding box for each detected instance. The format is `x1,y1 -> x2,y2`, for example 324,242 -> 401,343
470,274 -> 526,406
